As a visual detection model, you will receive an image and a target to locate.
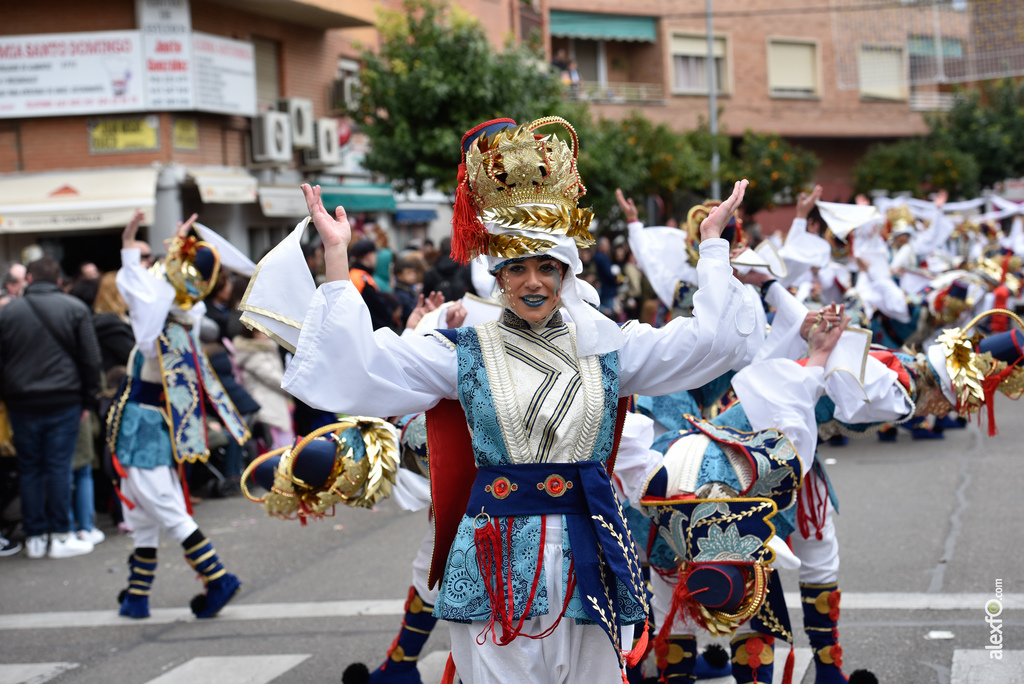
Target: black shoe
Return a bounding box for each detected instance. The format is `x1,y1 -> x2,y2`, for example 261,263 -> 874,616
0,534 -> 23,557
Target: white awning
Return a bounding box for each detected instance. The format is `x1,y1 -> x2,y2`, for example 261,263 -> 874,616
0,167 -> 158,233
187,167 -> 258,204
258,185 -> 308,218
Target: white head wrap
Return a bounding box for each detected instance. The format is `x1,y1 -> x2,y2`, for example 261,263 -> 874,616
485,222 -> 624,357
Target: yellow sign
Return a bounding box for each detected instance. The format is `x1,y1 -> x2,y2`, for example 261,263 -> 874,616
88,116 -> 160,154
173,118 -> 199,151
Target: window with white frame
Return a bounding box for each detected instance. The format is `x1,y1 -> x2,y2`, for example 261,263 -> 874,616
767,40 -> 818,97
672,35 -> 727,95
858,45 -> 906,100
253,37 -> 281,111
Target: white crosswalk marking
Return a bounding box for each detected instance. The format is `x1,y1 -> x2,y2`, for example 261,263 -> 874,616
0,662 -> 78,684
143,656 -> 310,684
951,649 -> 1024,683
1,593 -> 1019,631
417,648 -> 813,684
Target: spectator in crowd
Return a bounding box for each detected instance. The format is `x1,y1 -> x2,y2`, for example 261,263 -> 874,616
93,272 -> 135,372
69,277 -> 98,310
206,271 -> 242,342
421,239 -> 439,268
349,238 -> 394,331
592,236 -> 620,316
367,224 -> 394,293
565,60 -> 582,99
303,241 -> 325,286
233,327 -> 293,450
69,402 -> 104,545
78,263 -> 100,281
393,257 -> 423,329
551,47 -> 569,74
0,257 -> 101,559
200,317 -> 259,494
613,235 -> 644,322
5,262 -> 26,297
422,237 -> 474,302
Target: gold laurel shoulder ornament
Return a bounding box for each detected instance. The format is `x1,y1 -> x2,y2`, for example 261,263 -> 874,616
241,417 -> 399,522
937,309 -> 1024,414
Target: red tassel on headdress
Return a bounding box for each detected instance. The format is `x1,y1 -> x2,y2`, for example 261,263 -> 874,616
991,286 -> 1010,333
450,162 -> 489,266
978,360 -> 1019,436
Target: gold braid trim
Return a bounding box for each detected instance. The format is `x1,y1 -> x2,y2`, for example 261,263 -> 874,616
694,563 -> 771,636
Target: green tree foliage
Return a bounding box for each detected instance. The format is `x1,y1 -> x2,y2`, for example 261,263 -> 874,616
927,80 -> 1024,189
351,0 -> 575,194
723,131 -> 820,215
575,113 -> 703,223
851,137 -> 979,197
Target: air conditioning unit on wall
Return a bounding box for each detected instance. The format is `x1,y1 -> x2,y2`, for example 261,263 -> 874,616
251,111 -> 293,163
278,97 -> 314,149
303,118 -> 340,167
330,75 -> 360,112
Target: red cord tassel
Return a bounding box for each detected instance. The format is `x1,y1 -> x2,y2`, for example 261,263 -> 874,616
450,163 -> 489,265
797,468 -> 827,541
625,620 -> 649,668
782,643 -> 795,684
441,654 -> 457,684
178,461 -> 193,516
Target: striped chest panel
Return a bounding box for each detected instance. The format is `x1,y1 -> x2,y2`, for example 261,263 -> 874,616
476,320 -> 605,464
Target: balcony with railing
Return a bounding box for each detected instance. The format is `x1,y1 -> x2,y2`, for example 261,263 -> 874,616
909,90 -> 956,111
567,81 -> 666,105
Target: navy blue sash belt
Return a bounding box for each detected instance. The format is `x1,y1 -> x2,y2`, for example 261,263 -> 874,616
128,380 -> 164,407
467,462 -> 645,657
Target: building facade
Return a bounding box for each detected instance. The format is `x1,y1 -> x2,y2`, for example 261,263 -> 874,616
545,0 -> 979,227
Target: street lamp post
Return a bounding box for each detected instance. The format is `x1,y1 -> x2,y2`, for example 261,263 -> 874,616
706,0 -> 720,200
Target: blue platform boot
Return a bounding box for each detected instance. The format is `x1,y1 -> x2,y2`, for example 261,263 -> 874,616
182,530 -> 241,618
118,548 -> 157,618
655,634 -> 697,682
800,583 -> 877,684
730,633 -> 774,684
342,586 -> 438,684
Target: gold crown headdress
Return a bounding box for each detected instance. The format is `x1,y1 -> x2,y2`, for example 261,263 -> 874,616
886,205 -> 915,231
682,201 -> 744,266
933,309 -> 1024,435
163,234 -> 220,310
451,116 -> 595,264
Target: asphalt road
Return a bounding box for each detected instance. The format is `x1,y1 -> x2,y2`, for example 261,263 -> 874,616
1,397 -> 1022,684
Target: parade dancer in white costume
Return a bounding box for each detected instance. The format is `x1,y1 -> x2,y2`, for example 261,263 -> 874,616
245,116 -> 757,684
110,212 -> 247,619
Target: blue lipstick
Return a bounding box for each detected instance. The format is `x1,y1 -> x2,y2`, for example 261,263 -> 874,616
520,295 -> 548,308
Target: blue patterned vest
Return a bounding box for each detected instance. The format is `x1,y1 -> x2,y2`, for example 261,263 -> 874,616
432,312 -> 648,631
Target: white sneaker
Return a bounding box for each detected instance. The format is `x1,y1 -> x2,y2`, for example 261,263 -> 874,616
25,535 -> 48,559
48,533 -> 93,559
77,528 -> 106,545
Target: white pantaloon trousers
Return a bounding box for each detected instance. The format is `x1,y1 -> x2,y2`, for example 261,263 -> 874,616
448,515 -> 631,684
122,465 -> 199,548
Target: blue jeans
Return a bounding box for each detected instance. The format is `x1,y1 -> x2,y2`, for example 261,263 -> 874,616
9,405 -> 81,537
69,464 -> 95,532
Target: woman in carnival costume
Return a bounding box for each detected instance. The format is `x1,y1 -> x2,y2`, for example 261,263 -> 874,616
243,116 -> 758,683
108,211 -> 248,619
